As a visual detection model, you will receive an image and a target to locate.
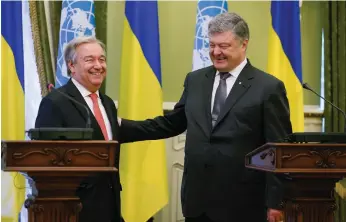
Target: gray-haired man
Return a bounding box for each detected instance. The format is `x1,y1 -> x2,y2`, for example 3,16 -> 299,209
35,36 -> 124,222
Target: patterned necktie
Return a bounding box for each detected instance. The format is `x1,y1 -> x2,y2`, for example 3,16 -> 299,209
89,93 -> 109,140
212,72 -> 231,127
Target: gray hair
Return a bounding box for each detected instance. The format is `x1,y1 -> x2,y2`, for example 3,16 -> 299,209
208,12 -> 250,42
64,36 -> 106,75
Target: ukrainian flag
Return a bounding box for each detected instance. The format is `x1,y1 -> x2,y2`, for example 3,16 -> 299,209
1,1 -> 26,221
267,1 -> 304,132
118,1 -> 168,221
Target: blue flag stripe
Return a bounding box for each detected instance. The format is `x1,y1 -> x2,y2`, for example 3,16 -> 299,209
1,1 -> 24,90
125,1 -> 162,84
271,1 -> 302,82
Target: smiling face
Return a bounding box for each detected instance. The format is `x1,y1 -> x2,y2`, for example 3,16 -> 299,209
209,31 -> 248,72
68,42 -> 106,92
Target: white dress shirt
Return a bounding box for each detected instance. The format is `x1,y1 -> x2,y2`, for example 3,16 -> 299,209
71,78 -> 113,140
211,58 -> 248,112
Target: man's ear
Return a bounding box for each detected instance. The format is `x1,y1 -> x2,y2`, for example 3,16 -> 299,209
68,60 -> 75,74
241,39 -> 249,51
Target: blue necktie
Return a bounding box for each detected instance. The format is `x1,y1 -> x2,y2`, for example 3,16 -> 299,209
212,72 -> 231,127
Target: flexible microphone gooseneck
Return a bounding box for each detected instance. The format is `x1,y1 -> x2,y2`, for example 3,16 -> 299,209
302,82 -> 346,132
47,83 -> 92,129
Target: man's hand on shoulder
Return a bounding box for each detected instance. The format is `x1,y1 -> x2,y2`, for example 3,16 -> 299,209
267,208 -> 284,222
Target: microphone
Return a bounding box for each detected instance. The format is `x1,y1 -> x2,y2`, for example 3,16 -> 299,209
302,82 -> 346,132
47,84 -> 91,128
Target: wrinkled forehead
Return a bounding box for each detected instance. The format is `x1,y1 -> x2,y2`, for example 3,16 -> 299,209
209,31 -> 237,43
75,42 -> 106,58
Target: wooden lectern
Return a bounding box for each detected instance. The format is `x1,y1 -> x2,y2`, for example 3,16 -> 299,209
1,140 -> 118,222
245,143 -> 346,222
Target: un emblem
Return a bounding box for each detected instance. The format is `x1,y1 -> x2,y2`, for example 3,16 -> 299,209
193,1 -> 228,71
56,0 -> 95,86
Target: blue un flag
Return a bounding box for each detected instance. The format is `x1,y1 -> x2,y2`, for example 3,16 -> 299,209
192,0 -> 228,71
55,0 -> 96,87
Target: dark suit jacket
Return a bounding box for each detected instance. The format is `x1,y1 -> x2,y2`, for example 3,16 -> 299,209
35,79 -> 122,222
120,61 -> 292,222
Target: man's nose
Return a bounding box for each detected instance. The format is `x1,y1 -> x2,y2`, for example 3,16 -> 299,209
93,60 -> 102,69
212,47 -> 222,55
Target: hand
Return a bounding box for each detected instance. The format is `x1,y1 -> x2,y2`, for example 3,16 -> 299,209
267,208 -> 284,222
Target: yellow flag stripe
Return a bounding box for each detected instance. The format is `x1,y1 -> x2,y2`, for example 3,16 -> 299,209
267,27 -> 304,132
1,37 -> 26,220
119,18 -> 168,222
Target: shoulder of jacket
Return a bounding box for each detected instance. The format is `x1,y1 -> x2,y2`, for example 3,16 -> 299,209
252,66 -> 283,86
187,65 -> 215,79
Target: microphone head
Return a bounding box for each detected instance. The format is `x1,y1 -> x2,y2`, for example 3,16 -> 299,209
47,83 -> 55,92
302,82 -> 311,90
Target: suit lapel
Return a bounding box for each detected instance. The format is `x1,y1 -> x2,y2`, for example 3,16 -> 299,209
65,80 -> 90,123
212,62 -> 254,129
202,67 -> 217,133
64,80 -> 103,137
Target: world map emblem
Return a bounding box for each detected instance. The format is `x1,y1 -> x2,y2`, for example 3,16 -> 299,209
193,1 -> 228,71
56,0 -> 95,87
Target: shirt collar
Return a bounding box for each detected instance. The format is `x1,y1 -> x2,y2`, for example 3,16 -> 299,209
71,78 -> 100,98
216,57 -> 248,78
